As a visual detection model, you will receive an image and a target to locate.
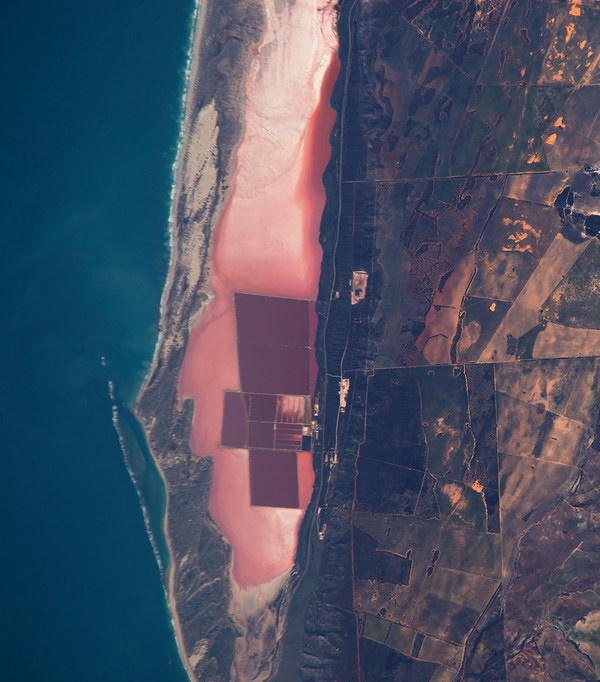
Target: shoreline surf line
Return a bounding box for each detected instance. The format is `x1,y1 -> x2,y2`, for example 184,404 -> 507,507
137,0 -> 205,407
132,1 -> 208,679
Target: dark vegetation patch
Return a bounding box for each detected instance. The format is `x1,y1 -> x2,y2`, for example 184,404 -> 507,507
353,526 -> 412,585
359,637 -> 438,682
415,470 -> 441,520
356,458 -> 424,515
361,368 -> 427,470
316,529 -> 355,613
300,601 -> 359,681
479,0 -> 549,84
417,364 -> 472,480
461,588 -> 507,681
516,324 -> 545,359
465,363 -> 498,491
374,175 -> 505,367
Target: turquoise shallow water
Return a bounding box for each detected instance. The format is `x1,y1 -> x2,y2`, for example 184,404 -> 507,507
0,1 -> 194,679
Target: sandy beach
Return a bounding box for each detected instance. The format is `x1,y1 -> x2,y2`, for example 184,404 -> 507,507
147,0 -> 214,678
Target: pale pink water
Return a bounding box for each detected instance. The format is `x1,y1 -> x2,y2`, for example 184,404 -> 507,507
179,0 -> 339,590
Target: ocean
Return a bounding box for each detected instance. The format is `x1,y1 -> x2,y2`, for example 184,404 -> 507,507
0,1 -> 195,680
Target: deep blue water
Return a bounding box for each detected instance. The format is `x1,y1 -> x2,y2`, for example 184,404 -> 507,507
0,1 -> 195,679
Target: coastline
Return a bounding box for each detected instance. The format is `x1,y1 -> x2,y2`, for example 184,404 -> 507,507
136,0 -> 202,675
110,397 -> 194,680
134,0 -> 339,678
136,0 -> 212,676
134,0 -> 266,678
